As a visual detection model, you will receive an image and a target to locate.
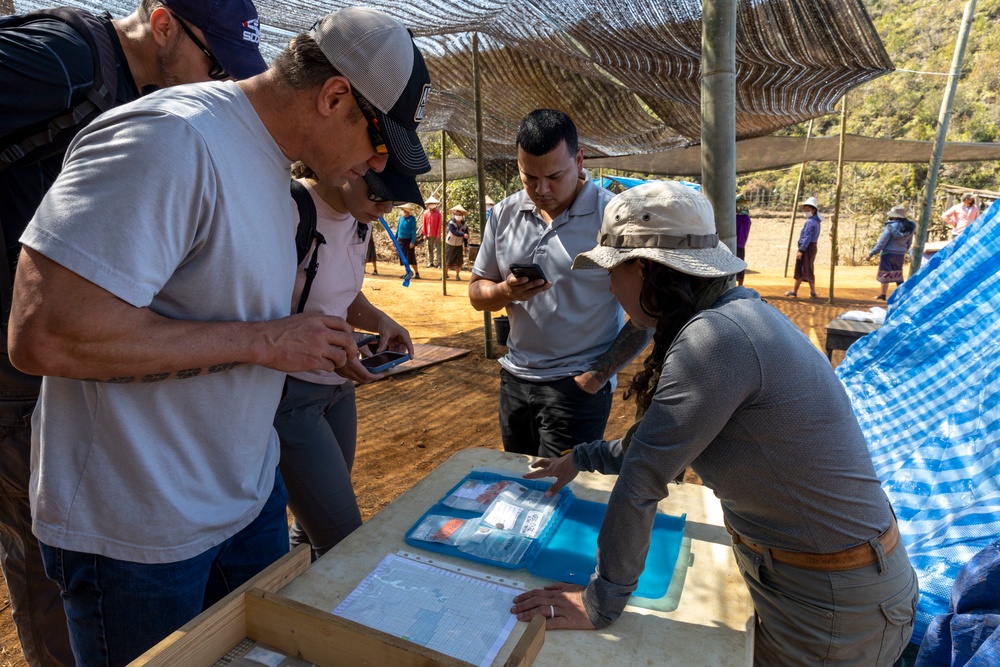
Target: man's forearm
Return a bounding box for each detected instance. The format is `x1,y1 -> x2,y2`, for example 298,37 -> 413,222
9,248 -> 353,382
468,276 -> 512,312
578,321 -> 653,391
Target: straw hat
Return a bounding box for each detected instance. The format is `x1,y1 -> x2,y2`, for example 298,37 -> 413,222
572,181 -> 747,278
400,203 -> 416,212
424,196 -> 440,206
485,195 -> 495,206
449,204 -> 467,214
801,197 -> 819,211
887,205 -> 908,220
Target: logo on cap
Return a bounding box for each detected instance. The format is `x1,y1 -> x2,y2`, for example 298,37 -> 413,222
243,18 -> 260,44
414,84 -> 431,123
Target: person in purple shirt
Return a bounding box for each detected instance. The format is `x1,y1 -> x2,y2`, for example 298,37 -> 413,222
735,194 -> 752,286
785,197 -> 822,299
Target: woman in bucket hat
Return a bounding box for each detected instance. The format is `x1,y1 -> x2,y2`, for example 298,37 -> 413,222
445,204 -> 469,280
867,205 -> 916,301
785,196 -> 822,298
511,181 -> 917,666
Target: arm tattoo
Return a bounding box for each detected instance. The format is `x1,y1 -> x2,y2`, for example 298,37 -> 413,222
73,362 -> 244,383
586,321 -> 654,387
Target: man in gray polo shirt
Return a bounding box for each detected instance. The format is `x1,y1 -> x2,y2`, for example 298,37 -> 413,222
470,109 -> 651,458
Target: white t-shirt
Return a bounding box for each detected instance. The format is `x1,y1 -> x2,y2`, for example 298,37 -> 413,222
21,81 -> 296,563
288,180 -> 369,386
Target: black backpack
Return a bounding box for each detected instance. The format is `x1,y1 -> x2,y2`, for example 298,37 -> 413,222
0,7 -> 118,171
290,180 -> 326,314
0,7 -> 118,332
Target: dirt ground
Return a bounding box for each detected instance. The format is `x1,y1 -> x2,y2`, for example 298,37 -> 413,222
0,211 -> 895,665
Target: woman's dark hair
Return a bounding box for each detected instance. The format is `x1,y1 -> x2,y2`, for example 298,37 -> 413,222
516,109 -> 578,156
624,260 -> 726,410
291,161 -> 317,180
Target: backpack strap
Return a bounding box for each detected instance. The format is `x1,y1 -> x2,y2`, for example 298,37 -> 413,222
0,8 -> 118,171
290,180 -> 326,314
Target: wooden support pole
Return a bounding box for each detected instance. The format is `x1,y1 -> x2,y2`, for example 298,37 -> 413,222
701,0 -> 738,251
473,33 -> 494,359
441,130 -> 448,296
829,95 -> 848,304
912,0 -> 977,274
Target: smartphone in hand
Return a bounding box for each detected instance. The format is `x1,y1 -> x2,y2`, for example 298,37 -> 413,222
509,263 -> 547,283
360,350 -> 410,373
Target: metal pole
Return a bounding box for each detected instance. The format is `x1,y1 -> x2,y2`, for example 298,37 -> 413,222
912,0 -> 977,275
441,130 -> 448,296
829,95 -> 848,304
784,119 -> 814,278
701,0 -> 737,252
473,33 -> 494,359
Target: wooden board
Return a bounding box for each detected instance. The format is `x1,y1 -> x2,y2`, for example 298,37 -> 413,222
377,343 -> 471,379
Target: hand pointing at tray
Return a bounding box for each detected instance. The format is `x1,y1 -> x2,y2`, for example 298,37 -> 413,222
523,453 -> 579,497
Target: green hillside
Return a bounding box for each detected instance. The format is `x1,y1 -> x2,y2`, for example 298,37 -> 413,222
753,0 -> 1000,237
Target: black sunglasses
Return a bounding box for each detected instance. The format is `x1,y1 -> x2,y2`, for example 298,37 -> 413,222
352,93 -> 389,157
170,12 -> 229,81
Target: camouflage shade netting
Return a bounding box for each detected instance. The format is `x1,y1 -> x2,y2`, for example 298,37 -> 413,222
14,0 -> 893,161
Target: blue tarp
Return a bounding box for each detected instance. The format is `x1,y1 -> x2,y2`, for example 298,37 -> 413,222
836,199 -> 1000,647
596,176 -> 701,191
916,538 -> 1000,666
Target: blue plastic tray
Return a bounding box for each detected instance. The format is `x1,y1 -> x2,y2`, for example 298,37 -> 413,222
404,469 -> 686,598
527,497 -> 686,599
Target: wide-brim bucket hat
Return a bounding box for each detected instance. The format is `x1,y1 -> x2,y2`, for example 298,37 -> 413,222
801,196 -> 819,211
572,181 -> 747,278
887,205 -> 908,219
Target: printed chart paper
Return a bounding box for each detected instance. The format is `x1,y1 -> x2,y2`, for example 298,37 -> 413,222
333,553 -> 520,667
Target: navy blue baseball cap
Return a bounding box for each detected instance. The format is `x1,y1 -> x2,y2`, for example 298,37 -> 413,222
162,0 -> 267,79
364,168 -> 425,208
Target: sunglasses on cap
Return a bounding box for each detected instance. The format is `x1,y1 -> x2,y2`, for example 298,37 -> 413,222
352,93 -> 389,157
169,11 -> 229,81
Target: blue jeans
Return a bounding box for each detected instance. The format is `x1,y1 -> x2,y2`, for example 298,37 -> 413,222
39,470 -> 289,667
499,369 -> 614,458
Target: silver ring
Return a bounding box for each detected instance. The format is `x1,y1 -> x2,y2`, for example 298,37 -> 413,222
550,605 -> 555,619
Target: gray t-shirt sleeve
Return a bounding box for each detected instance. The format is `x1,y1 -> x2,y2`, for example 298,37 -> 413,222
21,108 -> 217,308
582,312 -> 761,628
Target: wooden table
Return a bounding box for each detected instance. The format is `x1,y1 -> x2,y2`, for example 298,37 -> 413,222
825,317 -> 882,362
280,448 -> 753,667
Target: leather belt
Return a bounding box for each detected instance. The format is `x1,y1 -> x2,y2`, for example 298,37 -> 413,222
724,517 -> 900,572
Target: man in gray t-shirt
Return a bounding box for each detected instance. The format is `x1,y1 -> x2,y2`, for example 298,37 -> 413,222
470,109 -> 651,458
7,8 -> 432,664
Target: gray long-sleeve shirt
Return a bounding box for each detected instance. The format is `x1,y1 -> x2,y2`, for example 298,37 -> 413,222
572,287 -> 891,628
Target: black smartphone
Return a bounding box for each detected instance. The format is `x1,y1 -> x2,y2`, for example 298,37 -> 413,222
360,350 -> 410,373
509,263 -> 547,283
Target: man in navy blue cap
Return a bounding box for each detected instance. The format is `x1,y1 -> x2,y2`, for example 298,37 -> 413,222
6,7 -> 430,665
0,2 -> 265,665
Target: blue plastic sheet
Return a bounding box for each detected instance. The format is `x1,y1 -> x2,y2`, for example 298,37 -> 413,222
836,199 -> 1000,645
378,216 -> 412,287
916,538 -> 1000,666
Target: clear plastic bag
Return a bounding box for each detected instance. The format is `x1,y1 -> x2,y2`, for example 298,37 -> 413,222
479,486 -> 559,538
407,514 -> 469,545
441,479 -> 516,512
457,519 -> 534,565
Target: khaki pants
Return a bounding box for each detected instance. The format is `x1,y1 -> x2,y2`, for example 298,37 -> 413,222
733,535 -> 918,666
